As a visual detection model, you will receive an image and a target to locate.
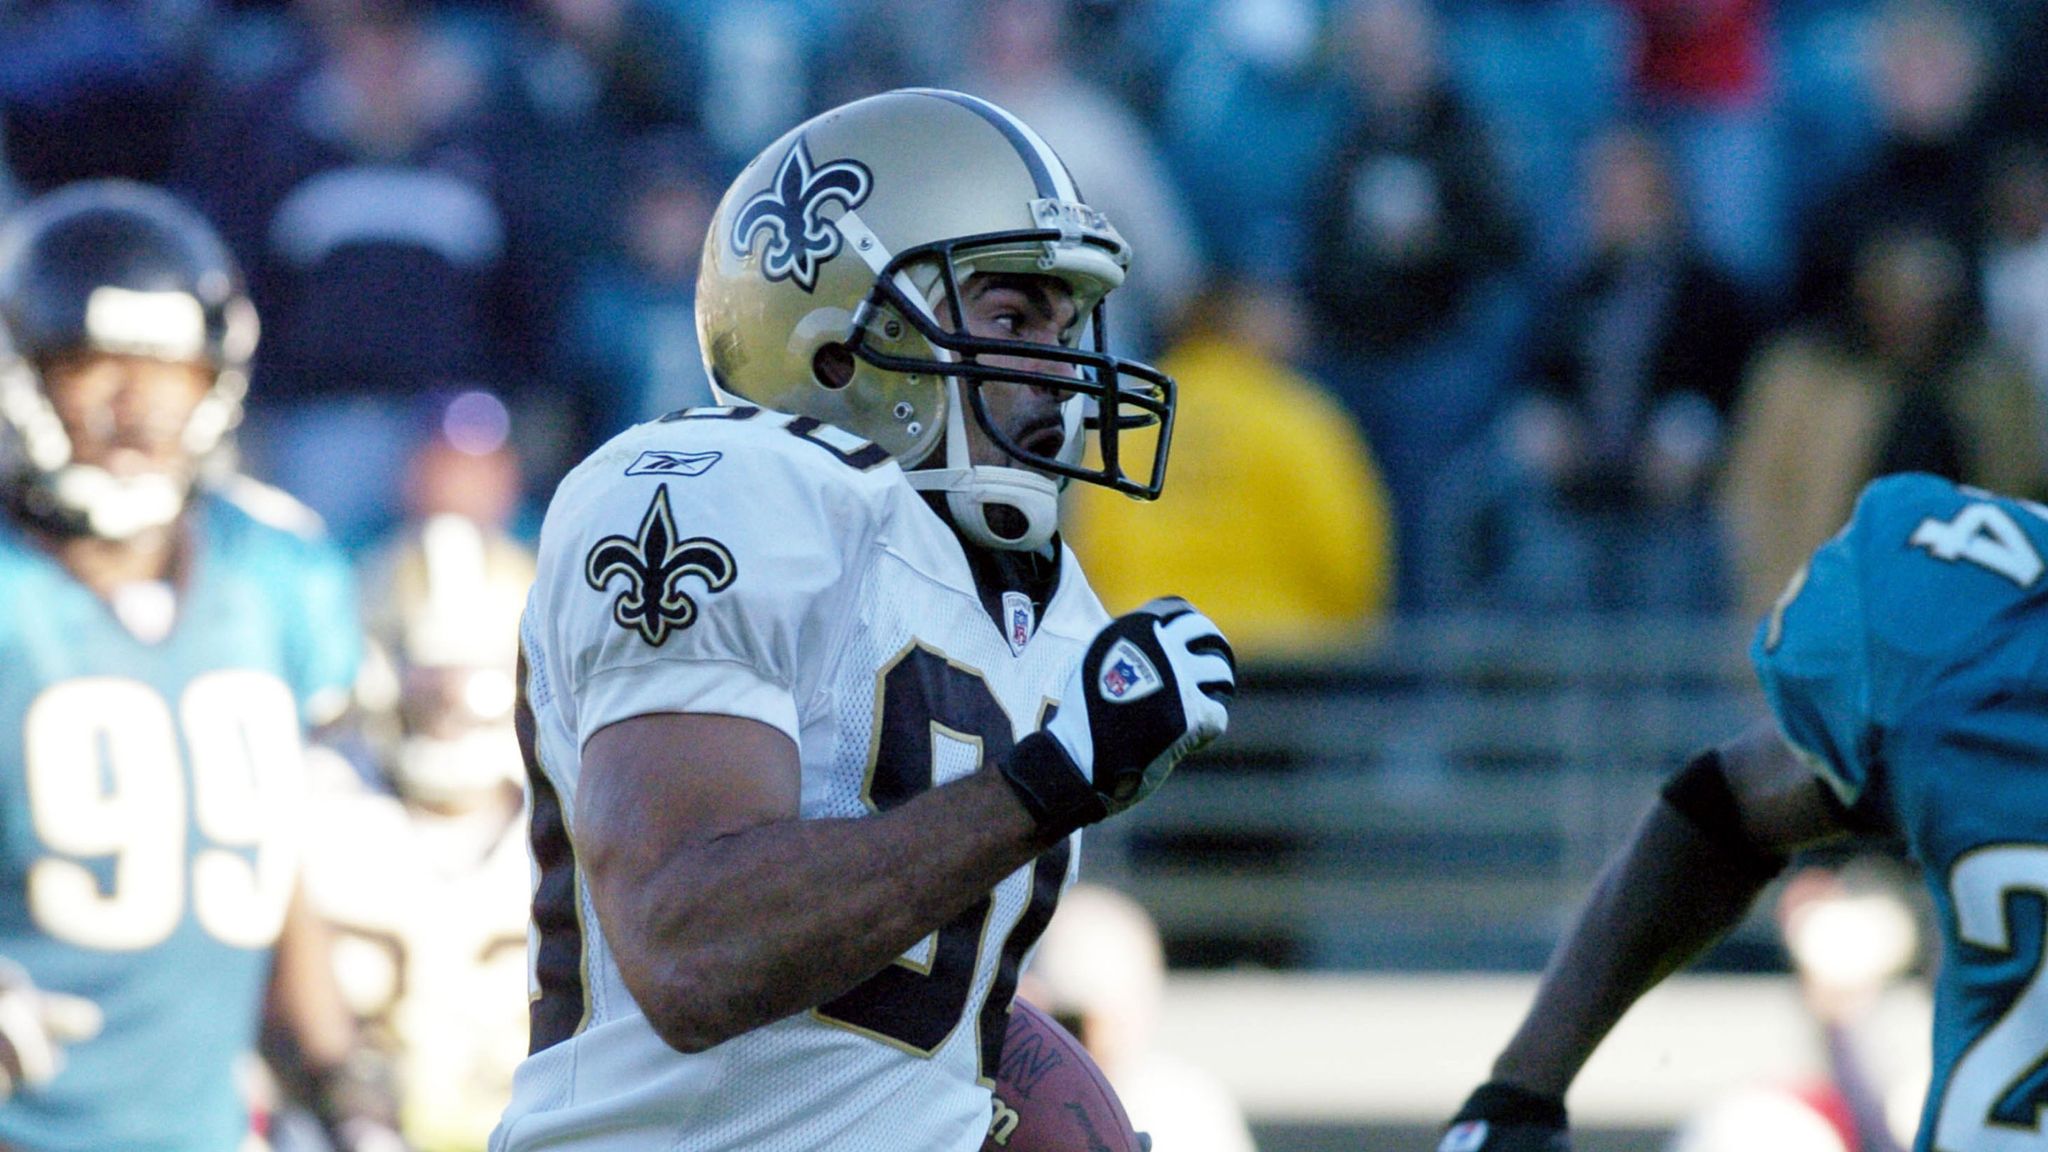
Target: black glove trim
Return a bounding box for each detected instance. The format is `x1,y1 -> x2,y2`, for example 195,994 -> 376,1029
996,732 -> 1108,839
1452,1080 -> 1567,1129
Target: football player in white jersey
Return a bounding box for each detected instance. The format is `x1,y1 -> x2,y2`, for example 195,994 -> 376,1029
305,432 -> 538,1152
494,89 -> 1236,1152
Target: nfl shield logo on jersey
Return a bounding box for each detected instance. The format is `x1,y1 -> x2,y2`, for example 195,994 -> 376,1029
1098,639 -> 1163,702
1002,591 -> 1034,657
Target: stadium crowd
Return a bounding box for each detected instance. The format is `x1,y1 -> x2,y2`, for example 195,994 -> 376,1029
10,0 -> 2048,640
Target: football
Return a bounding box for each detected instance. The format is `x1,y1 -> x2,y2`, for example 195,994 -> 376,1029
983,997 -> 1145,1152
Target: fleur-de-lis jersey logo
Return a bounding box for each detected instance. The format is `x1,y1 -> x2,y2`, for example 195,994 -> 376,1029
584,485 -> 737,646
729,137 -> 873,292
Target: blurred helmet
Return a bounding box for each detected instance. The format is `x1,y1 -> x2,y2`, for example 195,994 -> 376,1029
696,88 -> 1175,552
0,180 -> 257,538
362,510 -> 533,809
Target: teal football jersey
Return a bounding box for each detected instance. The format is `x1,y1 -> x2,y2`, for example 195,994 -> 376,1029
0,488 -> 358,1151
1757,472 -> 2048,1152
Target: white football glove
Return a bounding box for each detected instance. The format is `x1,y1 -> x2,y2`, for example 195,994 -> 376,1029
998,598 -> 1235,837
0,959 -> 102,1100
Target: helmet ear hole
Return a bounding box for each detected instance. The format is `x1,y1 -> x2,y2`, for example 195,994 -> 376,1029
812,342 -> 856,390
982,504 -> 1028,542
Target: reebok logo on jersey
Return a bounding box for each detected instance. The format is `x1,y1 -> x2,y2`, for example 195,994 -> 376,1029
626,450 -> 722,477
584,485 -> 736,646
1098,639 -> 1162,703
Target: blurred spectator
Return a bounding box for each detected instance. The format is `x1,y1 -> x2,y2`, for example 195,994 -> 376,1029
1019,885 -> 1258,1152
477,0 -> 704,291
304,420 -> 535,1151
804,0 -> 956,112
1301,0 -> 1524,362
495,0 -> 700,132
1979,136 -> 2048,429
1770,0 -> 1889,235
1977,0 -> 2048,146
561,132 -> 720,443
1791,0 -> 1995,326
1436,0 -> 1629,279
1612,0 -> 1790,299
173,0 -> 557,551
1064,279 -> 1394,660
355,400 -> 536,668
1721,224 -> 2045,617
0,0 -> 215,191
1298,0 -> 1528,611
1486,123 -> 1759,614
1159,0 -> 1343,281
966,0 -> 1207,353
692,0 -> 811,169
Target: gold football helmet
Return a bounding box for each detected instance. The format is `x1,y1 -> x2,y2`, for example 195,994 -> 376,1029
696,88 -> 1175,551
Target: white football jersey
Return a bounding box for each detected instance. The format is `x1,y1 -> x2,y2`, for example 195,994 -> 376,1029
301,760 -> 531,1152
495,407 -> 1103,1152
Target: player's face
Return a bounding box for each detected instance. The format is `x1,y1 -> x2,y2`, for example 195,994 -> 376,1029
41,353 -> 210,478
942,273 -> 1081,469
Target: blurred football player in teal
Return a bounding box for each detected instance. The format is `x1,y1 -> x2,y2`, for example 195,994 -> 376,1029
0,181 -> 377,1150
1443,472 -> 2048,1151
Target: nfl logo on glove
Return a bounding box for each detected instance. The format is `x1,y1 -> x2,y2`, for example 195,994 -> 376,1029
1098,640 -> 1162,701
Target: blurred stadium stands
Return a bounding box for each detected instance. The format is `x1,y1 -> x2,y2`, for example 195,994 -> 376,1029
1090,612 -> 1769,972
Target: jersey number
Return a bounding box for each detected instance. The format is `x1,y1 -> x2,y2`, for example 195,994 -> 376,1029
1937,845 -> 2048,1150
812,647 -> 1066,1079
22,673 -> 303,952
1912,503 -> 2045,587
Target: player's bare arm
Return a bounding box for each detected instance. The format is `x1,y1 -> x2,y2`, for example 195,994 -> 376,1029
582,592 -> 1231,1054
264,881 -> 355,1076
1448,721 -> 1857,1147
579,711 -> 1052,1053
263,881 -> 402,1145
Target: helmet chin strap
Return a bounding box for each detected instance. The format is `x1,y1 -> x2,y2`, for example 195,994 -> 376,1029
47,464 -> 185,540
904,376 -> 1062,553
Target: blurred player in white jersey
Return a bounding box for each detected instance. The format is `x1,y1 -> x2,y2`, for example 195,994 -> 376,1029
1020,883 -> 1258,1152
494,88 -> 1237,1152
304,425 -> 536,1151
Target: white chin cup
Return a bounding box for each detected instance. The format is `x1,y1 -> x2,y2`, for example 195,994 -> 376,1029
906,375 -> 1063,552
943,466 -> 1059,552
48,465 -> 185,539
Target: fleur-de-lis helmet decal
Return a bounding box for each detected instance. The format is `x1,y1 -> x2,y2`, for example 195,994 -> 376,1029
585,485 -> 736,647
729,137 -> 873,293
695,89 -> 1181,553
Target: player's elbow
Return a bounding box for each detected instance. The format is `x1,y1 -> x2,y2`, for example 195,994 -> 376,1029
620,952 -> 763,1054
627,986 -> 734,1054
643,1004 -> 729,1055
